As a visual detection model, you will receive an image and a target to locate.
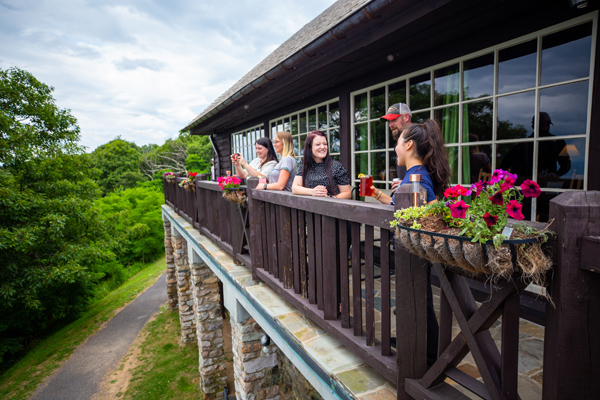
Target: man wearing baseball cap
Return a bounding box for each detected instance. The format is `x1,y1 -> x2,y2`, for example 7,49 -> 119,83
380,103 -> 413,189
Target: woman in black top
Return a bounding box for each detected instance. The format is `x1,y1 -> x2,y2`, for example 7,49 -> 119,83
292,130 -> 351,199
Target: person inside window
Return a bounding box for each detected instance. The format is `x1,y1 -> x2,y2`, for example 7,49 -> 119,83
371,119 -> 451,205
255,131 -> 296,191
231,137 -> 278,180
292,130 -> 351,199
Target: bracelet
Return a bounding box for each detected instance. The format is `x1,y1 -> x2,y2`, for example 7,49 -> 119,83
375,190 -> 382,200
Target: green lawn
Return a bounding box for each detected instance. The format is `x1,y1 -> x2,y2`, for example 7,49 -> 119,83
0,256 -> 168,400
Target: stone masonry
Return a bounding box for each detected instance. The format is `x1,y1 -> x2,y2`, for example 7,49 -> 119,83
231,316 -> 280,400
191,260 -> 227,399
164,220 -> 178,310
174,237 -> 195,343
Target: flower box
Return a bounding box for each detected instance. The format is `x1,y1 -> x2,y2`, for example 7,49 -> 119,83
223,189 -> 247,204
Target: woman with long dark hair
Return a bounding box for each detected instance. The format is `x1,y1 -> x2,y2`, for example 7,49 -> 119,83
372,119 -> 450,204
231,137 -> 278,180
292,130 -> 351,199
255,131 -> 296,192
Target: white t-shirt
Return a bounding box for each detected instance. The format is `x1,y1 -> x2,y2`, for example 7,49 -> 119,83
248,158 -> 277,178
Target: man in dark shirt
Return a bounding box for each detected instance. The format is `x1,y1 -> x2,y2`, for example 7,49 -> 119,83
380,103 -> 413,190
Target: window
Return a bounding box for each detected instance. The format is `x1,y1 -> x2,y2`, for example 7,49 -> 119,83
270,99 -> 340,161
351,16 -> 594,221
231,125 -> 265,164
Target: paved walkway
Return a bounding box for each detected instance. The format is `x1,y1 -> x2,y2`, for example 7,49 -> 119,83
31,273 -> 167,400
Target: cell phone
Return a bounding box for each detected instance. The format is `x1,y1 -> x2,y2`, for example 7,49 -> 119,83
232,153 -> 240,161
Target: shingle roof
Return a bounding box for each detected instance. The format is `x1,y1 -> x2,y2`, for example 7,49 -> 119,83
183,0 -> 372,131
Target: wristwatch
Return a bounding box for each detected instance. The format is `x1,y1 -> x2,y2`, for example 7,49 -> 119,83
263,183 -> 268,190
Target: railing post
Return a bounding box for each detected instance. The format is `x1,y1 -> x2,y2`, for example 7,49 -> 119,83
544,191 -> 600,399
246,177 -> 262,282
174,172 -> 182,213
394,185 -> 428,400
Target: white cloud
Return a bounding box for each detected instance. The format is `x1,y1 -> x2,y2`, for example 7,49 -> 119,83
0,0 -> 336,151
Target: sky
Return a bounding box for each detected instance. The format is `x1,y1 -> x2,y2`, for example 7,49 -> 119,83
0,0 -> 337,152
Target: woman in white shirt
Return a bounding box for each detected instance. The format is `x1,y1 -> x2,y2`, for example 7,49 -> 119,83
231,137 -> 278,179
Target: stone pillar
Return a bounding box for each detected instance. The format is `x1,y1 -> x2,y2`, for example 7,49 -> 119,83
191,256 -> 227,398
164,220 -> 178,310
231,315 -> 280,400
174,237 -> 195,343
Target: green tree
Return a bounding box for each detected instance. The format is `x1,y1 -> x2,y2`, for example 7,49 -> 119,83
90,137 -> 147,194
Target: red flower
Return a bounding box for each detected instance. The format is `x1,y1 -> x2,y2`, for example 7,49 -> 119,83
455,185 -> 468,196
189,172 -> 198,178
499,177 -> 516,192
449,200 -> 470,219
444,187 -> 457,198
482,212 -> 499,227
489,192 -> 504,205
506,200 -> 525,220
521,179 -> 542,198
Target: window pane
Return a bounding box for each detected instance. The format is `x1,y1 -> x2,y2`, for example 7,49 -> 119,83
371,152 -> 386,181
370,87 -> 386,120
299,134 -> 307,156
355,153 -> 369,178
331,154 -> 341,162
498,39 -> 537,93
271,123 -> 276,136
535,192 -> 558,223
389,80 -> 406,107
388,150 -> 399,180
496,141 -> 533,184
299,112 -> 307,133
308,109 -> 317,131
464,100 -> 493,142
329,102 -> 340,128
291,115 -> 298,135
541,22 -> 592,86
434,64 -> 459,106
497,91 -> 535,140
410,73 -> 431,111
277,120 -> 283,132
463,53 -> 494,100
434,105 -> 459,144
354,93 -> 368,122
411,111 -> 429,124
355,123 -> 368,151
539,81 -> 588,137
293,135 -> 300,156
284,118 -> 291,133
371,121 -> 386,150
446,146 -> 459,184
330,128 -> 340,153
318,106 -> 328,130
466,144 -> 492,184
537,137 -> 584,188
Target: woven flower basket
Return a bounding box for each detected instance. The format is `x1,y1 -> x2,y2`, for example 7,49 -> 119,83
166,178 -> 176,184
223,189 -> 247,204
395,224 -> 551,283
183,181 -> 195,192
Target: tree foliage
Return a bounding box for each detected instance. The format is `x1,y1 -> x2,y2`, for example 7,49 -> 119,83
90,137 -> 147,194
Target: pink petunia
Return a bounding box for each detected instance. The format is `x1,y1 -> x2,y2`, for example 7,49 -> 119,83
521,179 -> 542,198
449,200 -> 470,219
499,177 -> 516,192
506,200 -> 525,220
490,169 -> 507,184
472,181 -> 486,197
489,192 -> 504,205
444,186 -> 457,198
482,212 -> 499,227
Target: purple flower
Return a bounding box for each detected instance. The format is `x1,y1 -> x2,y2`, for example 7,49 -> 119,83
499,177 -> 516,193
472,181 -> 486,197
482,212 -> 499,227
506,200 -> 525,220
521,179 -> 542,198
489,192 -> 504,205
449,200 -> 470,219
490,169 -> 507,184
506,172 -> 518,181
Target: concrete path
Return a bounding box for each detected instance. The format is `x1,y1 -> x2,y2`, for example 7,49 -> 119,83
31,273 -> 167,400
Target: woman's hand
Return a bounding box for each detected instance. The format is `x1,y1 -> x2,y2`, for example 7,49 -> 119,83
312,185 -> 328,197
255,183 -> 264,190
237,154 -> 248,167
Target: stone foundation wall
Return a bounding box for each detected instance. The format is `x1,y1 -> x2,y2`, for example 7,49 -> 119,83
276,348 -> 322,400
231,317 -> 280,400
164,220 -> 178,310
191,261 -> 227,399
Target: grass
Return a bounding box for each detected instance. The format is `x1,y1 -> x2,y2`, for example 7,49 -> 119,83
0,255 -> 168,400
121,305 -> 201,400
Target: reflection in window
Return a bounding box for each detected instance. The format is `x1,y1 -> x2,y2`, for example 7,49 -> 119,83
330,128 -> 340,153
389,80 -> 406,106
498,39 -> 537,93
355,153 -> 369,177
389,150 -> 398,181
355,123 -> 368,151
371,152 -> 386,181
434,105 -> 459,144
497,91 -> 534,140
329,102 -> 340,128
355,93 -> 368,122
371,121 -> 386,150
497,142 -> 533,184
539,81 -> 588,137
299,112 -> 307,133
541,22 -> 592,86
308,109 -> 317,131
446,146 -> 459,184
318,106 -> 327,131
536,138 -> 575,187
464,53 -> 494,100
370,87 -> 386,120
434,64 -> 459,106
411,111 -> 429,125
466,143 -> 492,184
410,73 -> 431,111
463,100 -> 493,142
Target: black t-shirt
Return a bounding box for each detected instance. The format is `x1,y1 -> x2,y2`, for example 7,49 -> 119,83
297,160 -> 351,195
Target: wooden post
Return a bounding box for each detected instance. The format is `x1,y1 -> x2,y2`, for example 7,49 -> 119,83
394,185 -> 428,400
246,177 -> 261,282
544,191 -> 600,399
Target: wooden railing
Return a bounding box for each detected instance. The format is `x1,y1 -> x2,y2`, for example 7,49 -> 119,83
163,176 -> 600,399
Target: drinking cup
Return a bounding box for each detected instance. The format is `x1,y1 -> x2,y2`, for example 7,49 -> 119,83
359,175 -> 373,197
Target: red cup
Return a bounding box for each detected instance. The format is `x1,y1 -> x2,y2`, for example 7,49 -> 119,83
359,175 -> 373,197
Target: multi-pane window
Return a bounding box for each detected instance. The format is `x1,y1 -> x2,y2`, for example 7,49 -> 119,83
270,99 -> 341,162
231,125 -> 265,164
351,17 -> 594,222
